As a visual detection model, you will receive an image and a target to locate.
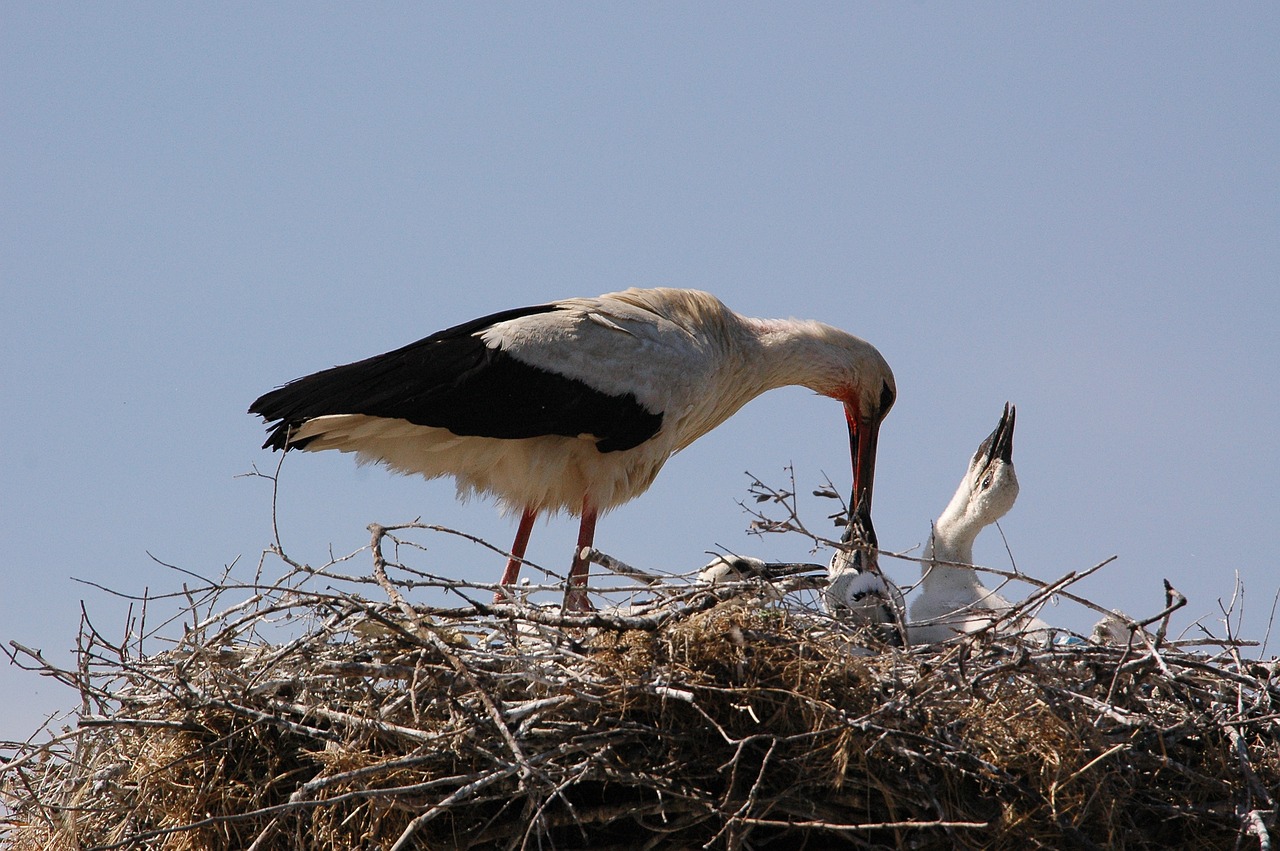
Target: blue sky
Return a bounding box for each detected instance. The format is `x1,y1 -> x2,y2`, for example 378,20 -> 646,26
3,5 -> 1277,741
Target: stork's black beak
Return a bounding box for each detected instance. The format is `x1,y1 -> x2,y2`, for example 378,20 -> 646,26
975,402 -> 1016,472
839,492 -> 879,572
842,493 -> 878,547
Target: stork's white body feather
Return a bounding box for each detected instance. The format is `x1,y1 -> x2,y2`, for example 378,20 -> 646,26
909,550 -> 1052,644
293,415 -> 669,517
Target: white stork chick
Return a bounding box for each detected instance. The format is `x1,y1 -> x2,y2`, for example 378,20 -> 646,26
1090,610 -> 1155,646
825,498 -> 906,644
908,404 -> 1054,644
699,554 -> 770,585
250,288 -> 896,611
698,555 -> 786,604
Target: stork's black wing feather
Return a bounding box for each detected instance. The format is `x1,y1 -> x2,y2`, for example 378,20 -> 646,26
249,304 -> 663,454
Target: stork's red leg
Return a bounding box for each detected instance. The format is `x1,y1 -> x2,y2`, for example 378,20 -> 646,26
494,507 -> 537,602
562,501 -> 598,612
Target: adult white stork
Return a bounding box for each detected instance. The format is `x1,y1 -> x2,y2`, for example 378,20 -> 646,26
249,287 -> 896,610
908,404 -> 1054,643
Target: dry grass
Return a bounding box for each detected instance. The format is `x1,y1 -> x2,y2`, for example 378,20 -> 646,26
2,519 -> 1277,850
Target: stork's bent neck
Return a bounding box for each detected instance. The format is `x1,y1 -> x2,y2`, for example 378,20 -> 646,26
744,318 -> 890,405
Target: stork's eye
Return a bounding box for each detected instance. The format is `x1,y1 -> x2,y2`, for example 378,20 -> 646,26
879,381 -> 896,414
981,473 -> 994,490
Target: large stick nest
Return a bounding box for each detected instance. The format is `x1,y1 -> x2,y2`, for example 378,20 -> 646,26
2,521 -> 1277,850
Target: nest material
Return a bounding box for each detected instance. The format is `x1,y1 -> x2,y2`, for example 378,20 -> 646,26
2,526 -> 1278,850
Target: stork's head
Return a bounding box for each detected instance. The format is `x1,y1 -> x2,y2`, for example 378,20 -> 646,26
756,320 -> 894,526
839,351 -> 896,521
960,403 -> 1020,525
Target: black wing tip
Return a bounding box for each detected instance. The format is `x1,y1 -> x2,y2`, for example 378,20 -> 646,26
251,414 -> 295,451
249,390 -> 304,452
260,425 -> 291,451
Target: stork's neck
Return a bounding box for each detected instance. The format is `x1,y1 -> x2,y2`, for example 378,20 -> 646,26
745,318 -> 880,398
921,482 -> 985,590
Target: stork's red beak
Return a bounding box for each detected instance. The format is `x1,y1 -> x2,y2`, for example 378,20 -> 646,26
846,403 -> 883,516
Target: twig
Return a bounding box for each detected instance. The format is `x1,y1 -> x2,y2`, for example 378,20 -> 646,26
732,816 -> 989,832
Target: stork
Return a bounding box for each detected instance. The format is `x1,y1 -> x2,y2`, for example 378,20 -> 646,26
908,404 -> 1053,643
698,555 -> 786,605
699,555 -> 773,586
249,287 -> 896,610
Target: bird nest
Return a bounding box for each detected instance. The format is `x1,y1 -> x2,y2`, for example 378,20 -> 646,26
2,521 -> 1278,851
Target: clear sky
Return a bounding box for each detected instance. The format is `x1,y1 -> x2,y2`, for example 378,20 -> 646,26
3,5 -> 1277,742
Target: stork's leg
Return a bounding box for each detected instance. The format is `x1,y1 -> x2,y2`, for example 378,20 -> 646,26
494,507 -> 537,603
562,501 -> 598,612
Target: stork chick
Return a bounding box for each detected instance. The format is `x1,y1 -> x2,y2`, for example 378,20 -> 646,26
908,404 -> 1053,643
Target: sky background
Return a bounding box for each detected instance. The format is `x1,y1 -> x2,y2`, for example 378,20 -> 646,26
3,4 -> 1277,743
